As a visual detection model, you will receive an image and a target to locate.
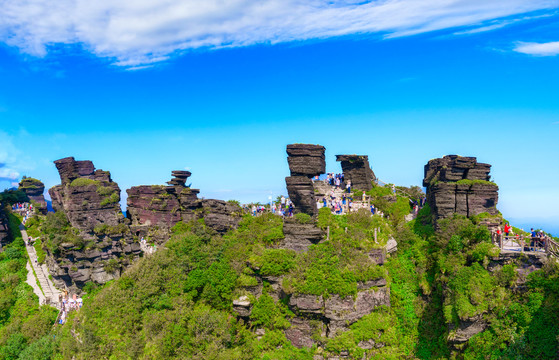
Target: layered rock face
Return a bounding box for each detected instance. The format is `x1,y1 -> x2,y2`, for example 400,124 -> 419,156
45,157 -> 138,292
280,219 -> 324,252
18,177 -> 47,214
127,171 -> 241,234
285,144 -> 325,216
0,207 -> 10,248
336,155 -> 376,191
49,157 -> 121,231
423,155 -> 499,221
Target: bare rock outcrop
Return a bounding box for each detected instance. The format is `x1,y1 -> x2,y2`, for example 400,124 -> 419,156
423,155 -> 499,222
48,157 -> 121,232
127,171 -> 241,235
335,155 -> 376,191
280,220 -> 324,252
285,144 -> 325,216
288,286 -> 390,340
0,207 -> 10,248
18,177 -> 47,214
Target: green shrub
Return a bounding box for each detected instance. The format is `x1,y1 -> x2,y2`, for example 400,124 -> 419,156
295,213 -> 312,224
254,249 -> 296,276
69,178 -> 100,187
96,186 -> 115,196
100,192 -> 119,206
250,293 -> 289,329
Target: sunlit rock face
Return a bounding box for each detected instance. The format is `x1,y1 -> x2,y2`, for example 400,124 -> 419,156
285,144 -> 325,216
336,154 -> 376,192
423,155 -> 499,221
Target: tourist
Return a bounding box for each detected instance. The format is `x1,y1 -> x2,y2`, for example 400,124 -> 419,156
370,205 -> 375,215
281,196 -> 286,210
504,223 -> 511,236
346,180 -> 351,193
288,203 -> 293,217
252,205 -> 257,216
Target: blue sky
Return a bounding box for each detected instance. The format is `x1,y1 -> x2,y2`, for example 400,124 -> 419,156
0,0 -> 558,234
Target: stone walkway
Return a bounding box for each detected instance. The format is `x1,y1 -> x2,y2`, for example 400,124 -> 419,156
19,224 -> 61,308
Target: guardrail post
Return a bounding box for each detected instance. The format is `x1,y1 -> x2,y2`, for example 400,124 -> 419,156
327,226 -> 330,241
499,234 -> 503,250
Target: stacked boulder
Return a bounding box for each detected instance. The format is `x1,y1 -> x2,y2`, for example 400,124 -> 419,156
18,177 -> 48,214
336,155 -> 376,191
127,171 -> 241,235
285,144 -> 325,216
423,155 -> 499,221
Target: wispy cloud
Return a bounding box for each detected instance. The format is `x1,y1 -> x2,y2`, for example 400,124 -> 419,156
0,0 -> 558,67
514,41 -> 559,55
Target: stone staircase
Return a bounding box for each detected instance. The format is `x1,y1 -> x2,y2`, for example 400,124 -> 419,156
20,224 -> 61,308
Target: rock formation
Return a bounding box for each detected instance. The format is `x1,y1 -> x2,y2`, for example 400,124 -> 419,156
423,155 -> 499,221
335,155 -> 376,191
18,177 -> 48,214
285,144 -> 325,216
49,157 -> 122,231
0,207 -> 10,248
127,171 -> 241,235
45,157 -> 140,293
280,218 -> 324,252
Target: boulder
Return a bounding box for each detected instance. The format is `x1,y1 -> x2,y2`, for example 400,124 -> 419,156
335,155 -> 376,191
281,222 -> 324,252
286,176 -> 317,215
286,144 -> 326,177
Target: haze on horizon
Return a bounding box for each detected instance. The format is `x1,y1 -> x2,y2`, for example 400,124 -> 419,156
0,0 -> 558,234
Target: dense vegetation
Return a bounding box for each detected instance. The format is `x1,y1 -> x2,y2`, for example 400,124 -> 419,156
0,209 -> 58,360
0,183 -> 557,359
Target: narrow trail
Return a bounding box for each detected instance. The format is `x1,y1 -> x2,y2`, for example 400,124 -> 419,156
19,224 -> 61,308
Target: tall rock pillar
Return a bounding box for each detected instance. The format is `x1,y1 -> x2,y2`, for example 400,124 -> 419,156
285,144 -> 325,215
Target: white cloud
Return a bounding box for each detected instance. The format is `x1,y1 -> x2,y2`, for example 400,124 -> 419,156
0,0 -> 557,67
514,40 -> 559,55
0,166 -> 20,181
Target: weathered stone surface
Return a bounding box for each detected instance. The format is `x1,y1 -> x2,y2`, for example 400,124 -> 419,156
335,155 -> 376,191
18,177 -> 47,214
53,157 -> 95,186
448,314 -> 487,344
200,199 -> 242,234
286,144 -> 326,177
281,221 -> 324,252
0,207 -> 10,248
285,144 -> 325,215
286,176 -> 317,215
233,295 -> 251,317
368,248 -> 386,265
424,155 -> 499,222
49,157 -> 121,232
288,287 -> 390,339
285,317 -> 325,348
289,294 -> 324,314
423,155 -> 491,186
127,172 -> 241,234
126,185 -> 182,228
324,287 -> 390,325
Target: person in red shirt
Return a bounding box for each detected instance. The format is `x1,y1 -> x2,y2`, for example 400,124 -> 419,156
504,223 -> 511,236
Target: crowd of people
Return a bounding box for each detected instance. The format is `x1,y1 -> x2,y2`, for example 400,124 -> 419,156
493,223 -> 553,252
57,292 -> 83,324
12,202 -> 35,225
249,196 -> 294,217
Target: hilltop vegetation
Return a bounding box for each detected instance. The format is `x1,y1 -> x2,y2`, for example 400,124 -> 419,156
0,184 -> 558,359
